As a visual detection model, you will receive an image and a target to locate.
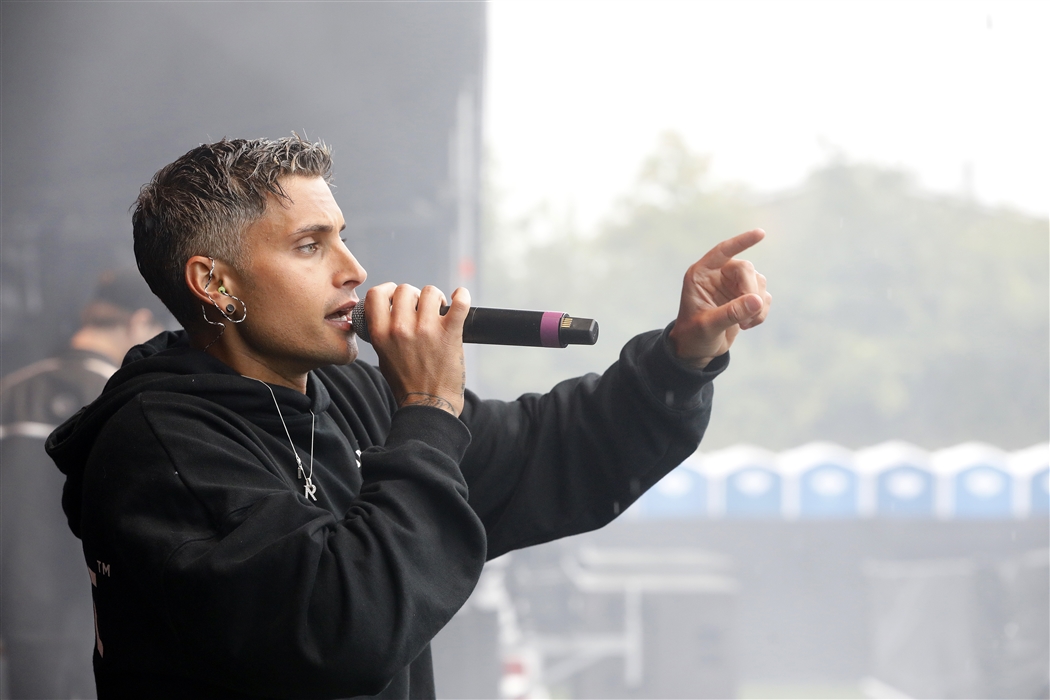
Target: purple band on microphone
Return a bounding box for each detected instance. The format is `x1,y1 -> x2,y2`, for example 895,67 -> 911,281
540,311 -> 564,348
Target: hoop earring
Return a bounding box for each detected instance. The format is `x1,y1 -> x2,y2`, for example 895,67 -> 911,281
201,302 -> 226,351
201,257 -> 246,350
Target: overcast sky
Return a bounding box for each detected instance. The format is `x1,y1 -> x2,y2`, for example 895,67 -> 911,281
487,0 -> 1049,230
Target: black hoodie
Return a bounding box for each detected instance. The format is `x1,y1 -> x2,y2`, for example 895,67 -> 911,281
47,328 -> 725,699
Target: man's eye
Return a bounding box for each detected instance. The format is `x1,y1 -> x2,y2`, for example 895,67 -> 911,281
298,242 -> 320,253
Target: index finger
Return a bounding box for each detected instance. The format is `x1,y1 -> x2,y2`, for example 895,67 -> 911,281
698,229 -> 766,269
364,283 -> 397,337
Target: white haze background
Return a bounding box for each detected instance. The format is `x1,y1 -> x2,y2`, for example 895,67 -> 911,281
487,0 -> 1048,232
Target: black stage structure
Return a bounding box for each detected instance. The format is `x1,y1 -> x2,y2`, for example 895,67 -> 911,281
1,2 -> 485,373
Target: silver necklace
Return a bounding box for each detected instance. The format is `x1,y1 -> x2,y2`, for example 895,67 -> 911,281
251,378 -> 318,501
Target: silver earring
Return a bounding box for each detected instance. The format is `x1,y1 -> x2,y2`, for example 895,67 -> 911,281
201,257 -> 226,350
201,302 -> 226,350
203,257 -> 247,324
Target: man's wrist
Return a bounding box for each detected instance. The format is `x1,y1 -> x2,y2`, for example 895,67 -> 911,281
664,325 -> 719,370
678,353 -> 714,370
399,392 -> 458,415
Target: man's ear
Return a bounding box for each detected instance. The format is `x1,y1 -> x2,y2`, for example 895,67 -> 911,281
185,256 -> 236,305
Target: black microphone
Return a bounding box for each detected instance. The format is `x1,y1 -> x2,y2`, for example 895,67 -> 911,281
350,303 -> 599,348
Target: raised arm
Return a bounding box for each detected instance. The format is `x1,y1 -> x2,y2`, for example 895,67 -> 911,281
460,230 -> 771,556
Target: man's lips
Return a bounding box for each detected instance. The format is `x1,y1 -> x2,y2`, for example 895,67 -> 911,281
325,300 -> 357,329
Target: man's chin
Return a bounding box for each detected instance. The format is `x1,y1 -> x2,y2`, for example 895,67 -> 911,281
299,334 -> 359,369
344,336 -> 360,364
331,336 -> 359,366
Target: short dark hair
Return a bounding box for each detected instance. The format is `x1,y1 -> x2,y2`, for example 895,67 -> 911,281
132,135 -> 333,328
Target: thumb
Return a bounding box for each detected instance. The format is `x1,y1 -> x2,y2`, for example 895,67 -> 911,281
707,293 -> 762,333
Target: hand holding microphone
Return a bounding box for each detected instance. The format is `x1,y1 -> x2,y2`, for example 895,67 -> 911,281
352,296 -> 599,348
362,284 -> 472,416
358,283 -> 599,417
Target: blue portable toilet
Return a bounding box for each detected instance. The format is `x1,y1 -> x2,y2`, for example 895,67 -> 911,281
1008,443 -> 1049,517
856,441 -> 934,518
1033,470 -> 1050,516
932,443 -> 1012,519
635,453 -> 708,518
704,446 -> 780,518
779,443 -> 858,519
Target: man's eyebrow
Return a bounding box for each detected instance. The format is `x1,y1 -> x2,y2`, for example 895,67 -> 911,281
289,223 -> 333,236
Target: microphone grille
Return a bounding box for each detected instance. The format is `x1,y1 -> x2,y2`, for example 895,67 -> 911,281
350,303 -> 370,343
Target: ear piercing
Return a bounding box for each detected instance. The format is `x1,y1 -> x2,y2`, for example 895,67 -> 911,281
217,285 -> 240,316
203,258 -> 248,333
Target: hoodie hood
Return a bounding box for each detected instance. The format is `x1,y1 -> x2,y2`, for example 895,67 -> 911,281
47,330 -> 332,537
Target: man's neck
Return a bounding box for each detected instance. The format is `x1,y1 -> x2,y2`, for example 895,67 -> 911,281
190,331 -> 309,393
230,354 -> 309,394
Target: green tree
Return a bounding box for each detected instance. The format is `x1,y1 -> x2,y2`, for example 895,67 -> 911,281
479,134 -> 1049,450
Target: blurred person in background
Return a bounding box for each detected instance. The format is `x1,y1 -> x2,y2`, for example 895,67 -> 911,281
45,136 -> 770,698
0,269 -> 170,699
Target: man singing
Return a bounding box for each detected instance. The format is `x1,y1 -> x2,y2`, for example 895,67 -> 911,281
47,135 -> 770,698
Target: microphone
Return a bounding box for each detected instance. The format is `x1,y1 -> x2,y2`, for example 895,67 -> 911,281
350,303 -> 599,348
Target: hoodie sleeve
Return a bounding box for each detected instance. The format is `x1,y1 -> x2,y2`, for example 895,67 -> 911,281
460,326 -> 728,558
82,394 -> 486,698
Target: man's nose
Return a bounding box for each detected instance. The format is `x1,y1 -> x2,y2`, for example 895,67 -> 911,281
336,244 -> 367,287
